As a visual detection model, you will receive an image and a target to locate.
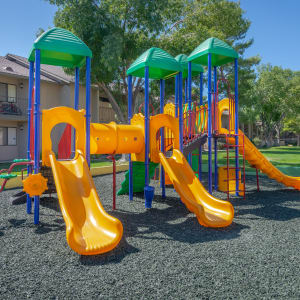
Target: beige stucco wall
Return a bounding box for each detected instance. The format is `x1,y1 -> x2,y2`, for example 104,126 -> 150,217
0,75 -> 99,162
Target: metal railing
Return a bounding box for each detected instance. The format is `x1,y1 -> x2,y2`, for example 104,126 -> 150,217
0,95 -> 27,116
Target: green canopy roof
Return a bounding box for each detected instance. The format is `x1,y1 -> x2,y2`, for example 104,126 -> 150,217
126,47 -> 182,80
175,54 -> 204,79
188,37 -> 238,67
28,27 -> 92,68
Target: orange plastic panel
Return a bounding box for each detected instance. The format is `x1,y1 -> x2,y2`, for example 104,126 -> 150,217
90,122 -> 144,154
150,114 -> 179,163
42,107 -> 86,166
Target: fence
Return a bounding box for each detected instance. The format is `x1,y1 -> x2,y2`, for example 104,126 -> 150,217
99,101 -> 118,123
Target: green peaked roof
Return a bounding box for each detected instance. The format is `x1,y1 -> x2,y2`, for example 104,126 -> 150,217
126,47 -> 182,79
28,27 -> 92,68
188,37 -> 238,67
175,54 -> 204,79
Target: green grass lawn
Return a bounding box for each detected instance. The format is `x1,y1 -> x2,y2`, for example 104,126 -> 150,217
1,146 -> 299,177
0,160 -> 113,176
194,146 -> 300,176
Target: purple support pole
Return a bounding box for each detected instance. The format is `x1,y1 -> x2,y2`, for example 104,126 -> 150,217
72,67 -> 79,157
26,61 -> 34,214
160,79 -> 166,198
213,66 -> 218,190
128,75 -> 133,200
85,57 -> 91,167
234,58 -> 239,195
188,62 -> 192,165
198,72 -> 203,181
144,66 -> 150,187
178,72 -> 183,152
33,50 -> 41,224
207,54 -> 212,194
175,75 -> 178,118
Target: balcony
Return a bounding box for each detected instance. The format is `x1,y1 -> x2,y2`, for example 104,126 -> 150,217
0,95 -> 28,121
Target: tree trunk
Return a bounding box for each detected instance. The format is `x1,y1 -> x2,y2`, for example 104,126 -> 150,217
297,134 -> 300,146
98,82 -> 126,123
248,123 -> 252,139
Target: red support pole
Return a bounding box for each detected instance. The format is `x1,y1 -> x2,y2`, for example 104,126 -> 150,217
107,155 -> 116,210
256,168 -> 260,192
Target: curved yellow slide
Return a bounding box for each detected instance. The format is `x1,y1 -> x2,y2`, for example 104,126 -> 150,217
159,150 -> 234,227
225,129 -> 300,190
218,98 -> 300,190
49,150 -> 123,255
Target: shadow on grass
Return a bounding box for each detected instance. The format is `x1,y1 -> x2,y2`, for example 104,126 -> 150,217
260,150 -> 300,156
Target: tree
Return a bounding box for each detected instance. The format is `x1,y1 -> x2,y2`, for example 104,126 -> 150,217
251,65 -> 300,147
46,0 -> 257,123
46,0 -> 183,122
283,116 -> 300,146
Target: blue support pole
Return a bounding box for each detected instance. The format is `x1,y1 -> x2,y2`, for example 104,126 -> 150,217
188,62 -> 192,165
128,75 -> 133,201
144,67 -> 150,188
175,75 -> 178,118
207,54 -> 212,194
85,57 -> 91,167
234,58 -> 239,196
185,78 -> 188,104
26,61 -> 34,214
213,66 -> 218,190
33,50 -> 41,224
160,79 -> 166,199
198,72 -> 203,181
178,72 -> 183,153
72,67 -> 80,157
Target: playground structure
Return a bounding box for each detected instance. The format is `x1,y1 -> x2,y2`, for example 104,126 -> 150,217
1,28 -> 299,256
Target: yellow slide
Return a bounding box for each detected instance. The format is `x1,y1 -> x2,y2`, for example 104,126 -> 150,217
159,150 -> 234,227
49,150 -> 123,255
218,98 -> 300,190
226,130 -> 300,190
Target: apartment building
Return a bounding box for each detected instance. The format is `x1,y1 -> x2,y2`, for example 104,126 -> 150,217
0,54 -> 99,162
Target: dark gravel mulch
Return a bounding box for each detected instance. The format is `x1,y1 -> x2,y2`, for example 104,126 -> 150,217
0,173 -> 299,299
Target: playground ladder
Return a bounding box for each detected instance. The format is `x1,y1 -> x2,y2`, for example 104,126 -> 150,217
223,132 -> 246,201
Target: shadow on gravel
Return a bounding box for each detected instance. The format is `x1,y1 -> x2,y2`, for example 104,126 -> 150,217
34,221 -> 65,235
232,188 -> 300,221
79,238 -> 140,266
114,195 -> 248,244
39,196 -> 60,212
0,217 -> 64,235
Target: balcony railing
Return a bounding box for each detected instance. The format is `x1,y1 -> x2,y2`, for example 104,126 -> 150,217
0,95 -> 28,117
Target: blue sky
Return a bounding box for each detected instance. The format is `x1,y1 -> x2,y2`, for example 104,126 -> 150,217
0,0 -> 299,71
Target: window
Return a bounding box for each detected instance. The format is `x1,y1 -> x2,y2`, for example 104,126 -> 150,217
0,83 -> 17,103
0,127 -> 17,146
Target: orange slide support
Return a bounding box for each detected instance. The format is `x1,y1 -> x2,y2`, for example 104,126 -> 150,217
218,98 -> 300,190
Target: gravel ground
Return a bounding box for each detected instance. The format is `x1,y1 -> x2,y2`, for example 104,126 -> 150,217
0,173 -> 299,299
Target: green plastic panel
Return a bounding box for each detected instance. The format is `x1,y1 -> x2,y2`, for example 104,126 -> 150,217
13,159 -> 30,163
127,47 -> 182,79
188,37 -> 238,67
28,27 -> 92,67
117,161 -> 159,195
175,54 -> 203,79
0,174 -> 17,179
